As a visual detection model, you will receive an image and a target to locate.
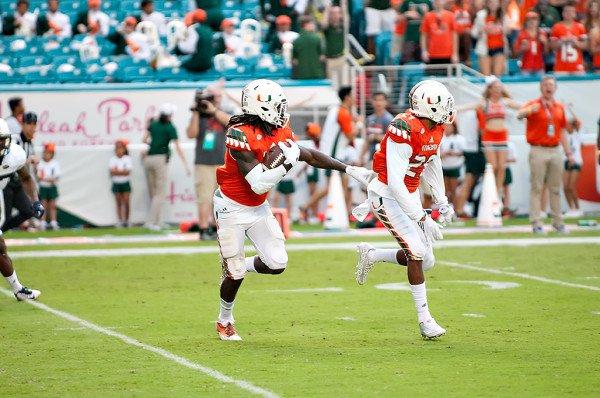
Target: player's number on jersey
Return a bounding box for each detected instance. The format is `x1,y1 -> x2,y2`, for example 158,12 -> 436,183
560,43 -> 578,63
406,154 -> 435,178
530,40 -> 537,55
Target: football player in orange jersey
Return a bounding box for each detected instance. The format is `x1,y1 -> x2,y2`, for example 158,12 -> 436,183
214,79 -> 376,340
354,80 -> 455,339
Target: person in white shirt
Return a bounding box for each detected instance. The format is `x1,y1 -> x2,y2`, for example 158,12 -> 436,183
109,140 -> 133,228
34,143 -> 61,231
37,0 -> 72,38
122,17 -> 152,61
140,0 -> 166,36
2,0 -> 37,36
562,105 -> 584,218
219,18 -> 244,57
74,0 -> 110,37
440,122 -> 466,207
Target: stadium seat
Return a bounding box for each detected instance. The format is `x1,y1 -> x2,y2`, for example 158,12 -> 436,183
23,69 -> 57,84
118,66 -> 155,82
0,56 -> 13,67
120,0 -> 141,10
13,45 -> 44,58
156,66 -> 194,82
0,70 -> 23,84
117,57 -> 149,69
18,56 -> 48,68
45,46 -> 77,58
375,31 -> 392,65
57,69 -> 88,83
155,0 -> 179,11
53,54 -> 81,67
99,42 -> 117,56
221,65 -> 252,80
88,68 -> 116,83
508,59 -> 520,75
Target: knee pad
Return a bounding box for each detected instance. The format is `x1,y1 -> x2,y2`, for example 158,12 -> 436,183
422,248 -> 435,272
217,228 -> 245,280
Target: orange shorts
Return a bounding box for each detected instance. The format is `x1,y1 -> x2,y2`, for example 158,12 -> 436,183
482,128 -> 508,147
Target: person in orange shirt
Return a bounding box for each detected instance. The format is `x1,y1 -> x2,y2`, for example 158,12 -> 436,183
515,11 -> 549,76
73,0 -> 110,37
590,24 -> 600,71
550,4 -> 588,75
451,0 -> 473,66
472,0 -> 509,75
420,0 -> 459,67
517,75 -> 575,235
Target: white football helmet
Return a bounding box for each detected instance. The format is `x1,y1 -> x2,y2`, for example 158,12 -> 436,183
409,80 -> 456,125
0,118 -> 11,157
241,79 -> 289,127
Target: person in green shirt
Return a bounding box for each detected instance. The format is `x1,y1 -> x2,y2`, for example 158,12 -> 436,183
322,4 -> 347,89
142,103 -> 191,231
292,15 -> 325,79
178,9 -> 215,73
194,0 -> 224,32
399,0 -> 432,64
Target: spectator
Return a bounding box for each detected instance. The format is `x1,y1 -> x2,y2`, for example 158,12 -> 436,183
186,86 -> 231,241
194,0 -> 224,32
322,4 -> 347,90
364,0 -> 397,57
502,140 -> 517,217
107,17 -> 151,62
267,15 -> 299,54
550,4 -> 588,75
2,112 -> 38,233
214,18 -> 243,57
34,143 -> 60,231
533,0 -> 562,33
260,0 -> 298,40
591,24 -> 600,71
109,139 -> 132,228
456,76 -> 523,199
73,0 -> 110,37
399,0 -> 432,64
301,122 -> 322,224
138,0 -> 166,36
360,92 -> 394,167
2,0 -> 37,36
5,97 -> 24,136
585,0 -> 600,69
440,122 -> 465,207
451,0 -> 473,66
454,109 -> 486,219
472,0 -> 509,76
178,9 -> 214,73
142,103 -> 191,231
517,75 -> 574,235
420,0 -> 459,69
562,104 -> 584,218
515,11 -> 548,76
292,15 -> 325,79
36,0 -> 72,38
583,0 -> 600,33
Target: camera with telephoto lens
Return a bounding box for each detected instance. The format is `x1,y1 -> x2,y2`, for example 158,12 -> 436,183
193,89 -> 215,115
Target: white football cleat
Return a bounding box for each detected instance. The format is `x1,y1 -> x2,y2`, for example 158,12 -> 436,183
419,318 -> 446,339
15,287 -> 41,301
356,242 -> 375,285
216,320 -> 242,341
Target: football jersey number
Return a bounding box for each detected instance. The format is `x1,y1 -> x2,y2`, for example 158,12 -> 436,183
560,43 -> 578,63
530,40 -> 537,55
406,154 -> 435,178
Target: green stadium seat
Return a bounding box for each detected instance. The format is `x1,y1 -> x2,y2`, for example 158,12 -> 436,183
118,66 -> 155,82
23,69 -> 57,84
57,69 -> 88,83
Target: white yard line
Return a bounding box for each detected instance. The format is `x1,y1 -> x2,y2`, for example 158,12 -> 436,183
9,236 -> 600,259
0,287 -> 281,398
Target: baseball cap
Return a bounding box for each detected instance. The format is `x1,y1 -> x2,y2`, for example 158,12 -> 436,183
221,18 -> 235,29
44,143 -> 56,152
525,11 -> 539,19
276,15 -> 292,25
124,16 -> 137,26
88,0 -> 101,6
192,8 -> 206,23
159,103 -> 177,116
23,112 -> 38,124
306,122 -> 321,136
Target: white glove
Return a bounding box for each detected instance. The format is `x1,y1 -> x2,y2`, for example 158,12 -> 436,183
417,214 -> 444,245
351,200 -> 371,222
278,139 -> 300,167
345,166 -> 377,189
437,203 -> 455,227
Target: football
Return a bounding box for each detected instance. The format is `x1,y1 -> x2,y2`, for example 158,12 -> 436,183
262,143 -> 289,170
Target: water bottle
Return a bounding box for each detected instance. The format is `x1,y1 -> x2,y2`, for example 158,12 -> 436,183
577,220 -> 598,227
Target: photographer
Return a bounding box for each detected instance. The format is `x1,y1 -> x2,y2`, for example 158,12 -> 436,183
186,87 -> 232,241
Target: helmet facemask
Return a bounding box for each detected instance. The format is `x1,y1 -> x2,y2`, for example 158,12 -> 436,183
0,134 -> 11,158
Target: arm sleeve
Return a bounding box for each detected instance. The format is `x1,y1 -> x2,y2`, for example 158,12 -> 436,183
386,140 -> 426,221
422,152 -> 448,205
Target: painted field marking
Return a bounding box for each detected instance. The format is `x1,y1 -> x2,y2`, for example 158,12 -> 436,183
264,287 -> 344,293
462,314 -> 486,318
438,261 -> 600,291
0,287 -> 280,398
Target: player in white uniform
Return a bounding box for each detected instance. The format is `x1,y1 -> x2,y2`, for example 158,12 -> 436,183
0,119 -> 44,301
353,80 -> 456,339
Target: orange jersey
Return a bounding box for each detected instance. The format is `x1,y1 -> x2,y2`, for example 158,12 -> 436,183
523,98 -> 567,146
452,5 -> 471,34
486,15 -> 505,49
373,110 -> 444,194
216,124 -> 296,206
420,10 -> 457,58
551,22 -> 587,72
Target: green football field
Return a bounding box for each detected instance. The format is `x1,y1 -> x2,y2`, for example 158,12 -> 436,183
1,228 -> 599,397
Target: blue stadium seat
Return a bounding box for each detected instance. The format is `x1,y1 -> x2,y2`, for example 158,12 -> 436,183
221,65 -> 252,80
117,57 -> 149,69
53,54 -> 82,67
13,45 -> 44,58
375,31 -> 392,65
88,68 -> 116,83
155,0 -> 180,12
120,0 -> 141,9
61,0 -> 84,13
0,55 -> 13,67
508,59 -> 520,75
0,46 -> 11,56
19,56 -> 48,68
23,69 -> 57,84
118,66 -> 155,82
57,69 -> 88,83
0,70 -> 23,84
156,66 -> 195,82
46,46 -> 77,58
254,64 -> 288,79
100,0 -> 117,11
100,42 -> 117,56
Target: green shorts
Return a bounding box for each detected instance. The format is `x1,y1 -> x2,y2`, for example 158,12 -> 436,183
464,152 -> 486,175
112,182 -> 131,193
443,167 -> 461,178
276,180 -> 295,195
504,167 -> 512,185
564,161 -> 581,172
307,170 -> 319,184
39,186 -> 58,200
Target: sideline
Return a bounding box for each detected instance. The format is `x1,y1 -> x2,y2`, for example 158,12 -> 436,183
0,287 -> 281,398
10,236 -> 600,259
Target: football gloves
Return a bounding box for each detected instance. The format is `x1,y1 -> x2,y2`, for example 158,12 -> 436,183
346,166 -> 377,189
278,139 -> 300,167
418,214 -> 443,245
31,201 -> 45,219
437,203 -> 455,227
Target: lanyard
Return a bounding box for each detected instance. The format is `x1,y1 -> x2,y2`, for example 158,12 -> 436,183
541,99 -> 553,126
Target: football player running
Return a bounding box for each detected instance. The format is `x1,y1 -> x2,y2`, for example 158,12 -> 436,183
0,119 -> 44,301
354,80 -> 456,339
214,79 -> 375,340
